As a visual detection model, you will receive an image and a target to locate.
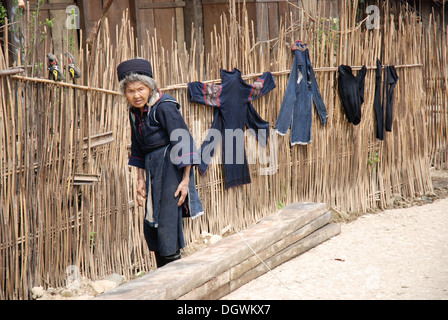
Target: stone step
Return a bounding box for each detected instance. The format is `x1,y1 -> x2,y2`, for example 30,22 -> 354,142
95,202 -> 340,300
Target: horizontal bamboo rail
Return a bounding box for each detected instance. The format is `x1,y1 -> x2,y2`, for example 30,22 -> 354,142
8,64 -> 423,93
10,75 -> 123,95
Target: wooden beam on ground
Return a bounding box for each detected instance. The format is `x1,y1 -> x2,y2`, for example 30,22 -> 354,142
94,202 -> 341,300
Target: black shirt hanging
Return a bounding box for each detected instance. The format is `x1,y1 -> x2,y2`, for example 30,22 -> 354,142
337,65 -> 367,125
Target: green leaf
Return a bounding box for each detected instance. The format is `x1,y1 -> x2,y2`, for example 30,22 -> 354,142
278,200 -> 284,209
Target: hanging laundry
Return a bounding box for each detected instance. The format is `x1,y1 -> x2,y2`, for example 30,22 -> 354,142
384,65 -> 399,132
337,64 -> 367,125
274,40 -> 327,145
373,59 -> 384,139
188,68 -> 276,188
373,59 -> 399,140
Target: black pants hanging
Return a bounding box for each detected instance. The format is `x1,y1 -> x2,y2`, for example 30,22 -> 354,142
373,59 -> 399,140
384,65 -> 399,132
373,59 -> 384,140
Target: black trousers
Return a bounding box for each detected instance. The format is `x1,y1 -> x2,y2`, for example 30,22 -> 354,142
384,65 -> 399,132
373,59 -> 384,140
144,221 -> 181,268
373,59 -> 399,140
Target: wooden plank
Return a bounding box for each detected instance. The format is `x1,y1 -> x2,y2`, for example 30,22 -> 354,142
45,0 -> 78,56
227,223 -> 341,298
278,0 -> 300,25
137,1 -> 186,9
204,224 -> 341,299
82,131 -> 114,150
179,211 -> 333,300
73,174 -> 101,186
184,0 -> 204,51
136,0 -> 182,52
201,1 -> 258,56
153,4 -> 177,51
256,2 -> 269,43
202,2 -> 228,55
230,211 -> 333,281
135,0 -> 155,49
29,3 -> 73,10
94,203 -> 330,300
268,1 -> 279,40
178,269 -> 231,300
175,0 -> 186,53
80,0 -> 103,47
202,0 -> 254,4
103,0 -> 131,49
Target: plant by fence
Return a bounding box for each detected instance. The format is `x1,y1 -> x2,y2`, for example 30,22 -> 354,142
0,0 -> 444,299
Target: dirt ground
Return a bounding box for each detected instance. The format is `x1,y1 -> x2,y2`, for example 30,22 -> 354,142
222,169 -> 448,300
32,169 -> 448,300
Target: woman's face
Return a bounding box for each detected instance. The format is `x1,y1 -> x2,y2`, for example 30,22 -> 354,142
125,81 -> 152,109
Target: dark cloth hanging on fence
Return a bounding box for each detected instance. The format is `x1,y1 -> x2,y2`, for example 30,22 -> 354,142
274,40 -> 327,145
373,59 -> 384,140
384,65 -> 399,132
337,64 -> 367,125
188,68 -> 276,189
373,59 -> 399,140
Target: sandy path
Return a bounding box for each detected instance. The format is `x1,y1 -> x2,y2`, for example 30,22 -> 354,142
222,197 -> 448,300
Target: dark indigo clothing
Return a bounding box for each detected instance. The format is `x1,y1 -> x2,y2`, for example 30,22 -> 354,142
373,60 -> 399,140
128,91 -> 200,169
128,92 -> 204,256
143,143 -> 204,256
373,59 -> 384,140
338,65 -> 367,125
144,142 -> 202,221
384,65 -> 399,132
142,146 -> 184,256
188,68 -> 276,188
150,248 -> 181,268
274,40 -> 327,145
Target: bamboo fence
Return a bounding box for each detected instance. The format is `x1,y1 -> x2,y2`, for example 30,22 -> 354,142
0,0 -> 444,299
423,6 -> 448,170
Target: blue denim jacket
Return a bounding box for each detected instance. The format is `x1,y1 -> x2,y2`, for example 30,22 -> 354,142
274,41 -> 327,145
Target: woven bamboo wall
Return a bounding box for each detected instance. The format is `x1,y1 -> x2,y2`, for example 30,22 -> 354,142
423,10 -> 448,170
0,0 -> 442,299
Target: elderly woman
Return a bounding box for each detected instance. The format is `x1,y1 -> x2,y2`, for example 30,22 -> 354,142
117,58 -> 203,268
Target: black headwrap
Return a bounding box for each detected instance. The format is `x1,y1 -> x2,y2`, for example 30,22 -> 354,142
117,58 -> 153,81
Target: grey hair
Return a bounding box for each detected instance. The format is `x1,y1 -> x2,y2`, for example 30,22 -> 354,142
119,73 -> 158,95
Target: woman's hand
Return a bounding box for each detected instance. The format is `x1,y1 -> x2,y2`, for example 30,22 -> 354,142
174,180 -> 189,206
174,165 -> 191,206
137,168 -> 147,207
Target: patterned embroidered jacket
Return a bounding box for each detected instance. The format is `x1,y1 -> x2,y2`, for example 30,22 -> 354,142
188,68 -> 276,188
